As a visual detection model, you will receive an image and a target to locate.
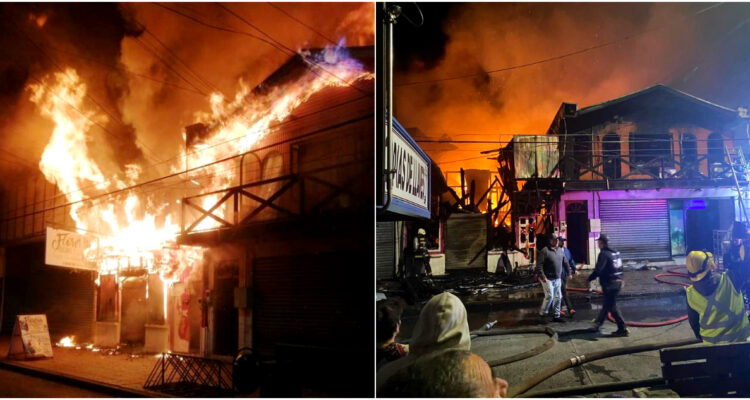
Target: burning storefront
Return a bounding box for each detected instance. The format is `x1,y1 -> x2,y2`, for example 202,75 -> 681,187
0,21 -> 372,400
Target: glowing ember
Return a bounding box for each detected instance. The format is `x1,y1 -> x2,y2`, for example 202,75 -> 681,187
56,336 -> 75,348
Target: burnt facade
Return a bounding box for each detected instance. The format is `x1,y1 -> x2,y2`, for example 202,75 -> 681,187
513,85 -> 748,265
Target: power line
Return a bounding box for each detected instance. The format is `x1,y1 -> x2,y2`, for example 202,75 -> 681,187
215,3 -> 372,96
134,37 -> 209,97
394,3 -> 725,88
0,113 -> 372,223
152,2 -> 372,96
141,27 -> 221,94
32,42 -> 206,95
2,96 -> 371,215
151,2 -> 293,54
9,24 -> 166,163
266,2 -> 337,45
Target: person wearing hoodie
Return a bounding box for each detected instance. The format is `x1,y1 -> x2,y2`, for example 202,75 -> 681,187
379,350 -> 509,398
376,292 -> 471,391
685,250 -> 750,344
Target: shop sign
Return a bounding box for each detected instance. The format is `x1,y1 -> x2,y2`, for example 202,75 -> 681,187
389,123 -> 430,218
45,226 -> 98,271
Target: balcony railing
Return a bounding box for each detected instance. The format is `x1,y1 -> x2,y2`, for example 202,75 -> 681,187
180,161 -> 370,235
557,152 -> 741,183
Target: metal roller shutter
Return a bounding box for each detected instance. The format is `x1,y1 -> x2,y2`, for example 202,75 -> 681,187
253,251 -> 368,358
376,222 -> 395,280
445,214 -> 488,269
2,242 -> 95,341
599,200 -> 671,261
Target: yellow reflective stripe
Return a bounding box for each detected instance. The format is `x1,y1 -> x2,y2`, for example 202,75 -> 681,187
686,273 -> 750,345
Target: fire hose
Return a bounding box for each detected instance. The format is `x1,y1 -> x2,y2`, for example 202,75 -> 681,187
564,267 -> 692,327
470,327 -> 557,367
508,337 -> 700,397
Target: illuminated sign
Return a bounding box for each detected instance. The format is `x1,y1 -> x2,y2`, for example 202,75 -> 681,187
392,129 -> 429,210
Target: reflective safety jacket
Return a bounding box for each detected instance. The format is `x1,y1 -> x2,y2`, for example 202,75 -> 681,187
686,272 -> 750,345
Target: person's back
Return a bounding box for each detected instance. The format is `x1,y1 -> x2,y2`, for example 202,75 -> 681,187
685,250 -> 750,345
379,350 -> 507,398
376,292 -> 470,390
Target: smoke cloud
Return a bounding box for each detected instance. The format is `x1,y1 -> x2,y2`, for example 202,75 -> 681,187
393,3 -> 750,171
0,2 -> 373,184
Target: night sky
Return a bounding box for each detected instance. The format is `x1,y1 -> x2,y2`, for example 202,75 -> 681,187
390,2 -> 750,171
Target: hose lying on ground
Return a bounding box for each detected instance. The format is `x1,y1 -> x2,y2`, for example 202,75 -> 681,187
567,268 -> 693,327
470,327 -> 557,367
509,337 -> 700,397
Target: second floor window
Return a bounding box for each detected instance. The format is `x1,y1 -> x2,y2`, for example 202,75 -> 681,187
602,132 -> 621,179
629,133 -> 671,177
680,134 -> 699,176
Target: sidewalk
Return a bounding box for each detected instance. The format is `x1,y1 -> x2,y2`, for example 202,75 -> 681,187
0,337 -> 164,397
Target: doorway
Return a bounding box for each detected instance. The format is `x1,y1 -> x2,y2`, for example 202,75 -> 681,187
213,262 -> 239,356
686,198 -> 734,253
121,276 -> 147,344
565,201 -> 588,265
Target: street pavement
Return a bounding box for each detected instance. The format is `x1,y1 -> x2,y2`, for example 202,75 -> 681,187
0,367 -> 114,397
476,316 -> 694,397
392,266 -> 699,397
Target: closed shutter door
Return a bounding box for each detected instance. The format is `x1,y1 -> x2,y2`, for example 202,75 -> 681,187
600,200 -> 671,260
376,222 -> 395,280
445,214 -> 487,269
253,251 -> 367,358
2,242 -> 95,341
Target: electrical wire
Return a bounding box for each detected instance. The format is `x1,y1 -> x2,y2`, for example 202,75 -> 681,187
151,2 -> 286,51
215,3 -> 372,96
1,93 -> 371,215
141,27 -> 221,94
134,37 -> 209,97
0,113 -> 373,223
400,2 -> 424,27
8,23 -> 166,164
0,93 -> 371,218
266,2 -> 338,45
394,3 -> 725,87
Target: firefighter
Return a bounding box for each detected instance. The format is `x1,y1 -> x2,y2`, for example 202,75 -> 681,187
413,228 -> 432,277
685,250 -> 750,345
589,234 -> 629,336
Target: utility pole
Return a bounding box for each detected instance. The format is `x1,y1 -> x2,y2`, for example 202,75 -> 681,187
377,3 -> 402,212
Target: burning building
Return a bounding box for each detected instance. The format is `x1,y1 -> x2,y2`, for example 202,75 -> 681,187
0,2 -> 373,395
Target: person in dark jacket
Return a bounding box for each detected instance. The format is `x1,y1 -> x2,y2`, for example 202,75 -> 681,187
589,234 -> 629,336
558,237 -> 576,317
536,233 -> 570,323
685,250 -> 750,344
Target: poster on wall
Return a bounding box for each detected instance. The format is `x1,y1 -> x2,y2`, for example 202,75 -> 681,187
7,314 -> 53,359
45,226 -> 98,271
172,282 -> 190,353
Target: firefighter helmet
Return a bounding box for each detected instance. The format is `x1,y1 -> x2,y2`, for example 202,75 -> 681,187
417,228 -> 426,236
